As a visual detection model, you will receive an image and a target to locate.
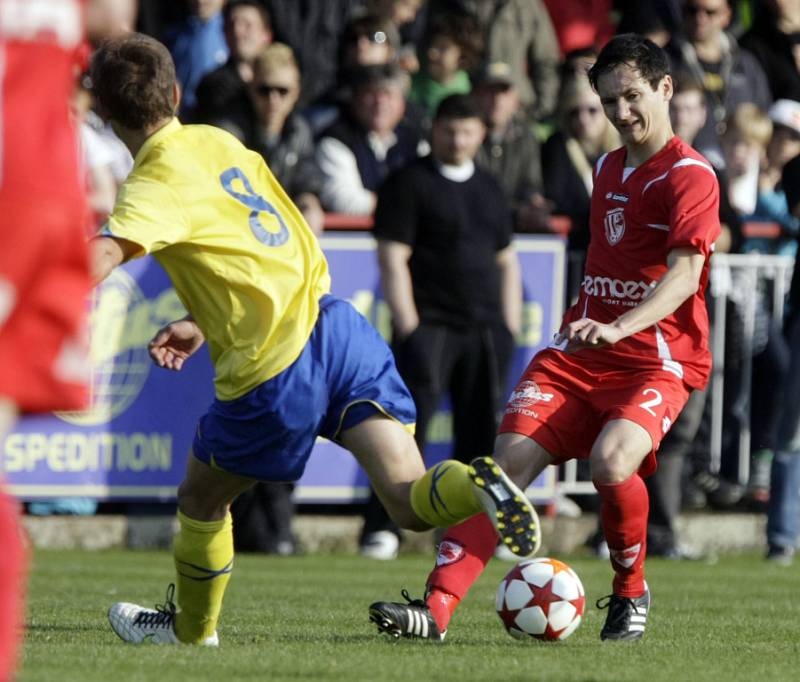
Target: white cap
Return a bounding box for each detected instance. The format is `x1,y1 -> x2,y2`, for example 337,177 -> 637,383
768,99 -> 800,136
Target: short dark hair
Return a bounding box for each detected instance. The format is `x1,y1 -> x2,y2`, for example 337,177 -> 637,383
423,11 -> 483,72
587,33 -> 670,91
91,33 -> 176,129
434,94 -> 482,122
223,0 -> 271,32
349,62 -> 409,94
671,70 -> 704,96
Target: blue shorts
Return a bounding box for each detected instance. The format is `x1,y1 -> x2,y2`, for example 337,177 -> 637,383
192,295 -> 416,481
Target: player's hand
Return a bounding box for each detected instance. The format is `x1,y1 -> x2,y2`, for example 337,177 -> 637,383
555,317 -> 626,353
148,319 -> 205,371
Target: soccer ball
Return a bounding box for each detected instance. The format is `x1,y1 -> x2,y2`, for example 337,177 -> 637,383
495,557 -> 585,641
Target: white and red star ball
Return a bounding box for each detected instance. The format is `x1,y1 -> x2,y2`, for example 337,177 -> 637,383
495,557 -> 585,641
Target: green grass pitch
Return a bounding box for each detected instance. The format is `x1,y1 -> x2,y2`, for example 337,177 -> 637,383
21,549 -> 799,682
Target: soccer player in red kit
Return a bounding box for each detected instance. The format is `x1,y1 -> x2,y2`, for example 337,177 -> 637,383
0,1 -> 132,677
370,33 -> 721,642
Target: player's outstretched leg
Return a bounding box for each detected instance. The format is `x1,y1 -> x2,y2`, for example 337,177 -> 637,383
468,456 -> 541,557
408,456 -> 539,558
108,583 -> 219,646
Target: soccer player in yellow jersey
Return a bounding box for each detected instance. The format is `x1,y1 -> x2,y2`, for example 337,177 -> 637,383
90,33 -> 539,646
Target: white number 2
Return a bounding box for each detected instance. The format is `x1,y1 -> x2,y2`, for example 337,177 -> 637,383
638,388 -> 663,417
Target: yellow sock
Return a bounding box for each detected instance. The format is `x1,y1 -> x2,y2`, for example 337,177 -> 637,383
410,460 -> 482,527
173,510 -> 233,643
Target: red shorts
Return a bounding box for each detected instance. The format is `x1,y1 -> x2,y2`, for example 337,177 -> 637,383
0,194 -> 90,413
499,349 -> 691,476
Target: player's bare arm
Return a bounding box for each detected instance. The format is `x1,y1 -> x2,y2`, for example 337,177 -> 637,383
496,244 -> 522,337
559,246 -> 705,351
89,236 -> 141,284
148,317 -> 205,371
377,239 -> 419,339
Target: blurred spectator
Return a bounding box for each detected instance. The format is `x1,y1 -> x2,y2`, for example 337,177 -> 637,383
409,11 -> 481,123
430,0 -> 561,122
615,0 -> 681,46
246,43 -> 325,236
264,0 -> 365,109
560,45 -> 599,80
163,0 -> 229,116
193,0 -> 273,138
746,99 -> 800,256
541,71 -> 618,275
664,0 -> 772,150
360,94 -> 521,559
720,104 -> 770,219
541,0 -> 615,57
306,13 -> 402,133
340,11 -> 401,71
671,73 -> 724,167
316,63 -> 426,215
766,151 -> 800,565
740,0 -> 800,101
367,0 -> 429,72
473,61 -> 549,233
717,100 -> 798,506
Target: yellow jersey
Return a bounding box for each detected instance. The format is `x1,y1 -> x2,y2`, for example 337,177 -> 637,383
103,118 -> 331,400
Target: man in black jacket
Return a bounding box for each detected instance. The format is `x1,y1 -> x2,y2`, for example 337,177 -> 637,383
360,94 -> 522,558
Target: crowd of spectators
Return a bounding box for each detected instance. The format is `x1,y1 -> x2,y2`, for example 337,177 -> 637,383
66,0 -> 800,562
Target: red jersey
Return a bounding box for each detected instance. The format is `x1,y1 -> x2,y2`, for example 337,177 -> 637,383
558,136 -> 721,389
0,0 -> 85,203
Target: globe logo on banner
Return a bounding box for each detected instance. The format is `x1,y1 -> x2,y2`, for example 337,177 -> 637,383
57,269 -> 152,426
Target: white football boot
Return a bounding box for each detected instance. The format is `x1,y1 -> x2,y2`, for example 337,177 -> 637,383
108,583 -> 219,646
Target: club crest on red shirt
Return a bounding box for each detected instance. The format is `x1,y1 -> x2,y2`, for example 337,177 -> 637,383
604,207 -> 626,245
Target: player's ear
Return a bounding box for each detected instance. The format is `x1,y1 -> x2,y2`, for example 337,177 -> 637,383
662,74 -> 673,102
172,81 -> 181,113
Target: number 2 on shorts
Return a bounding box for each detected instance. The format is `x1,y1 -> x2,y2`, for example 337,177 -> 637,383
638,388 -> 663,417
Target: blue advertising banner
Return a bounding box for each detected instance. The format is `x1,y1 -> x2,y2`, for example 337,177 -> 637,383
2,234 -> 564,503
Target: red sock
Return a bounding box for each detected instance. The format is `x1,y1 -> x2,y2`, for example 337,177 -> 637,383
425,514 -> 498,631
0,491 -> 26,682
594,475 -> 648,597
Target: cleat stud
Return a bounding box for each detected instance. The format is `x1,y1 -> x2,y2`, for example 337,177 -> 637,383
511,515 -> 520,522
497,522 -> 506,530
515,527 -> 524,534
514,496 -> 522,503
467,466 -> 476,475
474,477 -> 485,487
496,511 -> 504,518
521,506 -> 530,513
504,537 -> 512,545
512,546 -> 520,553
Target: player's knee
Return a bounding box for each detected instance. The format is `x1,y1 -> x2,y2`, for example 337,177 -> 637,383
589,446 -> 635,483
177,480 -> 228,521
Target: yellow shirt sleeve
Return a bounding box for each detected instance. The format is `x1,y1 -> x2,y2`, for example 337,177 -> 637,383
105,174 -> 191,256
